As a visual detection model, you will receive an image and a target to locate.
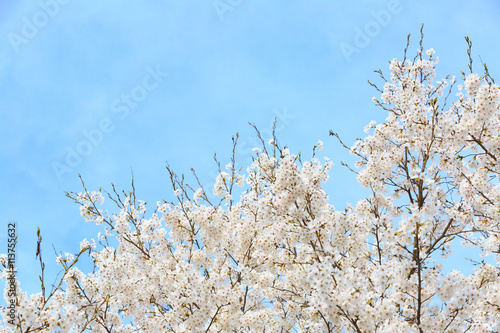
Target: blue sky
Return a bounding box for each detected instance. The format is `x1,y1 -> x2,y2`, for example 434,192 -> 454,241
1,0 -> 500,305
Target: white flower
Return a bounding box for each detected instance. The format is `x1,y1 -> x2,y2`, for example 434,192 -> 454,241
364,120 -> 377,133
80,239 -> 91,251
193,188 -> 203,200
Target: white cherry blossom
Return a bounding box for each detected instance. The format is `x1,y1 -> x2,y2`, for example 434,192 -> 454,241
2,35 -> 500,332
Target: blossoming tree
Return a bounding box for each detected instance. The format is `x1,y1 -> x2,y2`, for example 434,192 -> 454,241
2,32 -> 500,332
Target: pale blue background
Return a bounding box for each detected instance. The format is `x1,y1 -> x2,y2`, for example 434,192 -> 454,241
1,0 -> 499,307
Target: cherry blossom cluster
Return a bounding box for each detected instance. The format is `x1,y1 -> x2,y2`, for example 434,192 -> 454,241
2,37 -> 500,332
